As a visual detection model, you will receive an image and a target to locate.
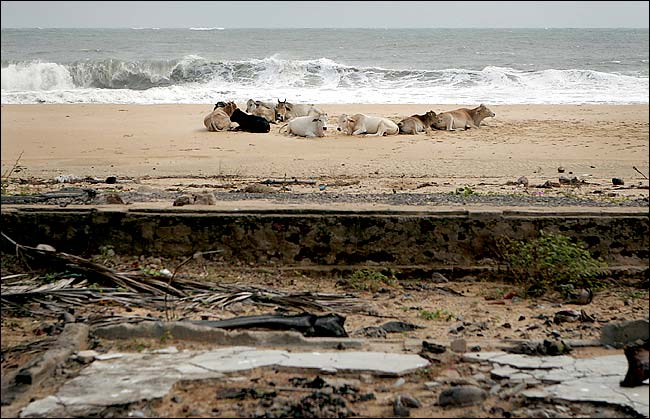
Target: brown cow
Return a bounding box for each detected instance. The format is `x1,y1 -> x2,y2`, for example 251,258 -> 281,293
203,103 -> 231,131
432,104 -> 495,131
398,110 -> 438,135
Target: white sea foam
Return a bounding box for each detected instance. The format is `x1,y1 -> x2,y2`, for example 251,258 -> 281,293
188,27 -> 224,31
1,58 -> 648,105
1,62 -> 74,91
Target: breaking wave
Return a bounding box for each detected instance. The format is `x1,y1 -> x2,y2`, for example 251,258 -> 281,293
2,56 -> 648,104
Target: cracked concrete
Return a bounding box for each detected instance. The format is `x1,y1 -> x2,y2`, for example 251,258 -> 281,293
464,351 -> 649,417
19,346 -> 429,418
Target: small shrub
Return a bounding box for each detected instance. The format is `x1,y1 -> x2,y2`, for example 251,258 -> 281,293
499,231 -> 607,296
344,269 -> 397,292
419,308 -> 454,321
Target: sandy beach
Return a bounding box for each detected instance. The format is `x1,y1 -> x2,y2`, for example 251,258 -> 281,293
1,103 -> 648,203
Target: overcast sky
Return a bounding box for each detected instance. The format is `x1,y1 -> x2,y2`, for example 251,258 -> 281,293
1,1 -> 648,29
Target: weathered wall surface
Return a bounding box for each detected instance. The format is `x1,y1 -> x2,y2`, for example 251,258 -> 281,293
1,207 -> 648,268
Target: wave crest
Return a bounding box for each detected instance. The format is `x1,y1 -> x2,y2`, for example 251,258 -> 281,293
1,57 -> 647,104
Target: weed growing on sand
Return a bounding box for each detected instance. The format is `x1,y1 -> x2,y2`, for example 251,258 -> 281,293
453,186 -> 475,196
140,266 -> 163,277
116,339 -> 152,352
498,231 -> 607,297
342,269 -> 398,292
419,308 -> 455,321
160,330 -> 173,344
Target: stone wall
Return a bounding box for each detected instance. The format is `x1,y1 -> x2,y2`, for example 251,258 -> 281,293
1,207 -> 648,268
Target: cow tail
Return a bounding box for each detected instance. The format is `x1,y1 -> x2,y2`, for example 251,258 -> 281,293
278,123 -> 289,134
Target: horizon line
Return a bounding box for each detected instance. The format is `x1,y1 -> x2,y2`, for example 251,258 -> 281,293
2,26 -> 649,30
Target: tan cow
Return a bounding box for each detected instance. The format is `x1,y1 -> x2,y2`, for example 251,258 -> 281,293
275,99 -> 323,122
246,99 -> 277,123
398,110 -> 438,135
203,101 -> 237,131
432,104 -> 495,131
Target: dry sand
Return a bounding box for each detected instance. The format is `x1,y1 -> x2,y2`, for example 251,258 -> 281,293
2,104 -> 649,419
1,103 -> 648,204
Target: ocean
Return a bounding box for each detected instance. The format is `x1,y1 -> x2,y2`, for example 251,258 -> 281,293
1,28 -> 648,105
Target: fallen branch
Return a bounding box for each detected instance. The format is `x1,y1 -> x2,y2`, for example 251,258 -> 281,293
633,166 -> 649,180
260,178 -> 317,185
1,150 -> 24,182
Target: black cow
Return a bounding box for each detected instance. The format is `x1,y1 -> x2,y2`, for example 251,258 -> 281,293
229,107 -> 271,133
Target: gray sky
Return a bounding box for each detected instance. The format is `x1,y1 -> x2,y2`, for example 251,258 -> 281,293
1,1 -> 648,29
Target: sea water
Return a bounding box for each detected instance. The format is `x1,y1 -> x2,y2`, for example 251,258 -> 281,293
1,28 -> 648,104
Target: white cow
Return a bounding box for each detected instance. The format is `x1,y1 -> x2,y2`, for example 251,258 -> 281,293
279,113 -> 329,138
336,113 -> 399,136
275,99 -> 324,122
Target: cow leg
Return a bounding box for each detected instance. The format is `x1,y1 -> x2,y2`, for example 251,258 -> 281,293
446,116 -> 454,131
352,127 -> 367,135
369,122 -> 390,136
372,126 -> 387,137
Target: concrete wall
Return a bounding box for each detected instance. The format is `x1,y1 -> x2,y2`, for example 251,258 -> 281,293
1,207 -> 648,268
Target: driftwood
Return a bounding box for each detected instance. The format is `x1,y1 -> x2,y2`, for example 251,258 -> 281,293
260,178 -> 317,185
633,166 -> 648,180
190,312 -> 348,337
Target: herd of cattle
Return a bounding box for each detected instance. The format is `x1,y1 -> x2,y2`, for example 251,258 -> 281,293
203,99 -> 495,137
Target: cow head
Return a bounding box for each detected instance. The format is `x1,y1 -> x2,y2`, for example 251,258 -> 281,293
311,114 -> 328,137
336,114 -> 355,135
422,110 -> 438,125
245,99 -> 256,113
275,99 -> 291,122
430,113 -> 447,129
221,101 -> 238,117
477,104 -> 495,118
214,101 -> 228,111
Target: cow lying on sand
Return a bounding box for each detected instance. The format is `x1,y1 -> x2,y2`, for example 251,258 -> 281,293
432,104 -> 495,131
246,99 -> 277,123
279,113 -> 328,137
337,113 -> 399,136
398,110 -> 438,135
275,99 -> 324,122
217,101 -> 270,133
203,102 -> 238,131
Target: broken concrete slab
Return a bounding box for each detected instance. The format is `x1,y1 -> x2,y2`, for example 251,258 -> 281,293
93,321 -> 364,349
20,346 -> 429,418
2,323 -> 89,407
523,375 -> 648,419
464,351 -> 575,370
464,351 -> 649,417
